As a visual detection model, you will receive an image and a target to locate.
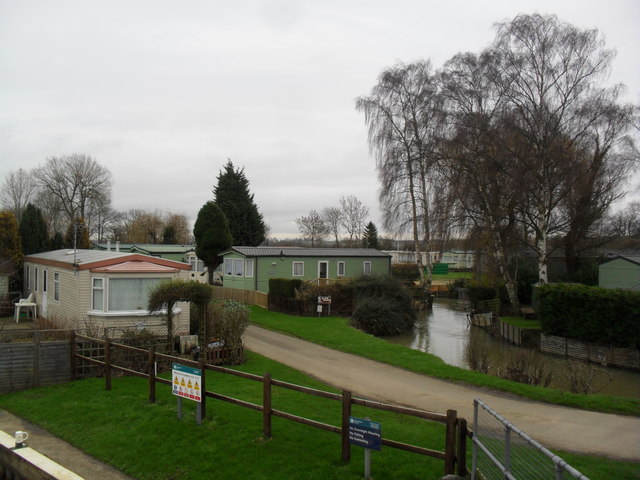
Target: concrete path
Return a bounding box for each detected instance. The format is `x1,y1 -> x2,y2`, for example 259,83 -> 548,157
244,325 -> 640,461
0,409 -> 135,480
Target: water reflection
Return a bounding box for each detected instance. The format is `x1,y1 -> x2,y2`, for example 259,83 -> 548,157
384,299 -> 640,398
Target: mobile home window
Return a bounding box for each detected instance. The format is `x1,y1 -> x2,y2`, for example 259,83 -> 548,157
92,278 -> 104,310
234,259 -> 244,276
292,262 -> 304,276
34,268 -> 38,292
245,259 -> 254,277
337,261 -> 345,276
224,258 -> 233,276
54,273 -> 60,301
363,261 -> 372,275
108,278 -> 162,311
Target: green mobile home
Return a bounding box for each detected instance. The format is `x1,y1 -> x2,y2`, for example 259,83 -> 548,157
221,247 -> 391,293
599,256 -> 640,291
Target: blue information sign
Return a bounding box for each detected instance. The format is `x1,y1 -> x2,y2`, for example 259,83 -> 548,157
348,416 -> 382,451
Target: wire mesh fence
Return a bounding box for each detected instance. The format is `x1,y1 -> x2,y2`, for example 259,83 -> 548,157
472,398 -> 590,480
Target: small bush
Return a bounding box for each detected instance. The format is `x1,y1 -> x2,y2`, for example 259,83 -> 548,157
391,263 -> 421,284
350,275 -> 416,336
269,278 -> 304,298
206,300 -> 250,364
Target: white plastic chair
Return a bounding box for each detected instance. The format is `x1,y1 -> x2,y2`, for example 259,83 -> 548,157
15,293 -> 37,323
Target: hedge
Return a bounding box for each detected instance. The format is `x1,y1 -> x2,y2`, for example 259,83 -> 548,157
538,283 -> 640,348
268,278 -> 304,298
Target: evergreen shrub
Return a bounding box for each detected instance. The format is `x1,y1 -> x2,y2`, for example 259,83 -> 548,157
350,275 -> 416,336
269,278 -> 304,298
538,283 -> 640,348
391,263 -> 421,284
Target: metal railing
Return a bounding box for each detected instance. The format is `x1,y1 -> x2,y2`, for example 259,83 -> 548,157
471,398 -> 590,480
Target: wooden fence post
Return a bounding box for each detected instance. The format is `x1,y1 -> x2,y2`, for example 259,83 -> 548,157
33,330 -> 41,387
199,359 -> 207,420
105,339 -> 112,391
457,418 -> 467,477
444,409 -> 457,475
70,332 -> 76,381
148,347 -> 156,403
263,373 -> 272,439
341,390 -> 352,463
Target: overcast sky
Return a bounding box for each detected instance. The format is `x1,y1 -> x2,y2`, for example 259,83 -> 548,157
1,0 -> 638,239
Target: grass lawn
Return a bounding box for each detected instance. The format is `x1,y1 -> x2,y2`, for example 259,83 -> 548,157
0,352 -> 637,479
0,352 -> 457,480
248,307 -> 640,416
499,316 -> 542,329
431,272 -> 472,281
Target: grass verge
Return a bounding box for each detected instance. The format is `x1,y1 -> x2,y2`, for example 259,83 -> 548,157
248,307 -> 639,416
0,352 -> 637,479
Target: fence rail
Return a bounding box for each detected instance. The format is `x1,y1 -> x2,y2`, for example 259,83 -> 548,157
72,333 -> 468,477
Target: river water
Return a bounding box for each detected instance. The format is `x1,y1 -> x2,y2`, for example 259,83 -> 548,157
384,299 -> 640,398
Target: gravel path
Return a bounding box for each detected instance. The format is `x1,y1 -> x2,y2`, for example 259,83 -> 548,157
244,325 -> 640,462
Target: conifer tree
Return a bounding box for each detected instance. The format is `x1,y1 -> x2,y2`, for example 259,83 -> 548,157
0,210 -> 23,267
193,201 -> 233,284
19,203 -> 49,255
214,160 -> 266,246
362,221 -> 380,249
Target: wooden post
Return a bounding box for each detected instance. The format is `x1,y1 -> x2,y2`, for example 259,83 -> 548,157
70,332 -> 76,381
148,347 -> 156,403
444,409 -> 457,475
105,339 -> 112,391
33,330 -> 41,387
457,418 -> 468,477
199,359 -> 206,420
341,390 -> 352,463
263,373 -> 272,439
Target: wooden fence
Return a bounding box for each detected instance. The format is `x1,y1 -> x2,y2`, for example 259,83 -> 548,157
540,334 -> 640,371
211,286 -> 268,309
71,333 -> 468,477
0,330 -> 72,392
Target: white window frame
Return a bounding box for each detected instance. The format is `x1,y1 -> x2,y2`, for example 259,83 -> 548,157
92,277 -> 104,311
245,259 -> 254,277
363,261 -> 372,275
233,259 -> 244,276
292,261 -> 304,276
54,272 -> 60,301
34,267 -> 38,292
337,261 -> 345,276
224,258 -> 233,276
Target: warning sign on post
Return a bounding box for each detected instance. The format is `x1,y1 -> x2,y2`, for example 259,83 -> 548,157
172,363 -> 202,403
348,416 -> 382,451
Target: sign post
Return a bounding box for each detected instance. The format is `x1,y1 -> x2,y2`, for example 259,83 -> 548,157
172,363 -> 203,424
348,416 -> 381,480
317,296 -> 332,316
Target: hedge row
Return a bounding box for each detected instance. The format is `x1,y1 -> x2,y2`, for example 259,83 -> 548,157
268,278 -> 304,298
538,283 -> 640,348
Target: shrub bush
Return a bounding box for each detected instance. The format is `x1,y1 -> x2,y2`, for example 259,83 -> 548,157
349,275 -> 416,336
269,278 -> 304,298
206,300 -> 250,364
295,281 -> 355,316
391,263 -> 421,284
538,283 -> 640,348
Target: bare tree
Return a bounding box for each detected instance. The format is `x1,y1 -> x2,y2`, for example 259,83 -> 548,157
356,60 -> 444,283
607,201 -> 640,237
0,168 -> 38,222
33,154 -> 112,227
491,13 -> 624,284
439,50 -> 523,309
322,206 -> 343,247
338,195 -> 369,247
295,210 -> 329,247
